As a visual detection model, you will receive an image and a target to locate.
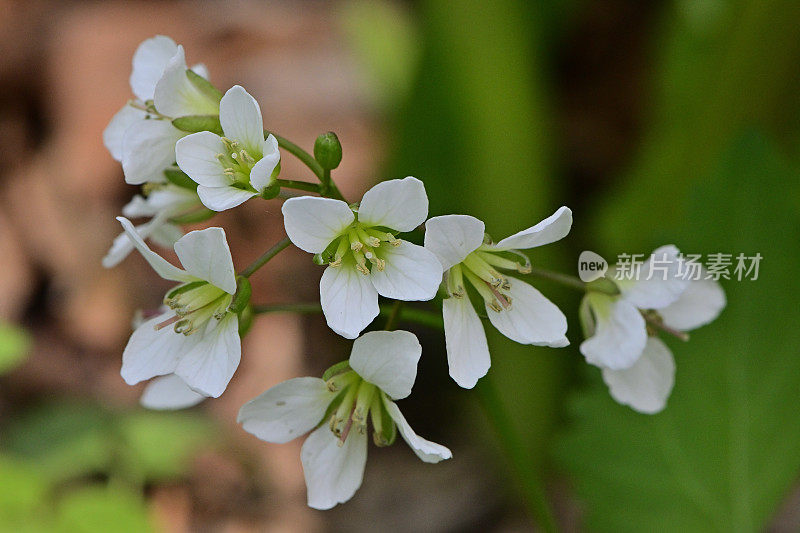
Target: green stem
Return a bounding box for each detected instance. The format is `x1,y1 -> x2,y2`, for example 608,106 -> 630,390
270,132 -> 347,201
251,301 -> 444,330
526,267 -> 587,292
384,300 -> 403,331
477,375 -> 559,533
275,179 -> 321,194
239,237 -> 292,278
271,133 -> 324,179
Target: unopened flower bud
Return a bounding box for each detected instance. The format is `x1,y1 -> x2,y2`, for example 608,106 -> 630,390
314,131 -> 342,170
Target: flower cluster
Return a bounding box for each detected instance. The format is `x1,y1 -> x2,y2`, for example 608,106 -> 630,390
103,36 -> 726,508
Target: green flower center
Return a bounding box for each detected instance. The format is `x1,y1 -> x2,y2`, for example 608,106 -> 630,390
321,219 -> 400,275
157,281 -> 232,335
216,137 -> 261,187
324,369 -> 396,447
446,239 -> 532,313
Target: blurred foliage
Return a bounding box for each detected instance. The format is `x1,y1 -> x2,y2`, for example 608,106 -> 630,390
557,133 -> 800,531
595,0 -> 800,250
0,400 -> 215,531
0,322 -> 30,375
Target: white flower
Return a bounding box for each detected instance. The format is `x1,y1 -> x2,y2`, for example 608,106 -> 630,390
116,216 -> 241,398
281,177 -> 443,339
103,184 -> 201,268
175,85 -> 280,211
423,207 -> 573,388
237,330 -> 452,509
103,35 -> 219,185
580,246 -> 726,413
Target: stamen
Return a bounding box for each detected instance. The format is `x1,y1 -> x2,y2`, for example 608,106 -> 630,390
446,265 -> 466,298
356,226 -> 380,248
463,253 -> 508,288
462,267 -> 508,312
364,251 -> 385,271
348,229 -> 363,252
479,250 -> 531,275
352,249 -> 370,275
154,314 -> 181,331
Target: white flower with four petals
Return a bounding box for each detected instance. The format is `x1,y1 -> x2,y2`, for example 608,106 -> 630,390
176,85 -> 280,211
580,245 -> 726,413
116,216 -> 241,398
423,207 -> 573,388
281,177 -> 443,339
238,330 -> 452,509
103,35 -> 220,186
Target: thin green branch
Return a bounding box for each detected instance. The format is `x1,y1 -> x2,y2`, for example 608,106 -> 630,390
239,237 -> 292,278
275,179 -> 321,194
477,376 -> 559,533
526,267 -> 587,292
271,133 -> 325,179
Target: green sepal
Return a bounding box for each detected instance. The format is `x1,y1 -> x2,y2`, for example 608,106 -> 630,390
228,277 -> 252,315
163,167 -> 198,190
316,237 -> 341,265
586,277 -> 620,296
165,281 -> 206,301
322,360 -> 352,381
186,69 -> 223,103
260,181 -> 281,200
171,115 -> 223,135
237,305 -> 254,337
314,131 -> 343,170
169,208 -> 216,225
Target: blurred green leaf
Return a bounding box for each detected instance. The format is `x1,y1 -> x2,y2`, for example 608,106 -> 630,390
556,133 -> 800,531
339,0 -> 421,107
595,0 -> 800,250
0,322 -> 30,375
117,411 -> 214,482
0,455 -> 50,528
55,486 -> 152,533
3,404 -> 114,482
4,402 -> 214,484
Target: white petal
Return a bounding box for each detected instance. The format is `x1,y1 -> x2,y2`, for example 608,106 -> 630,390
320,262 -> 380,339
486,276 -> 569,347
424,215 -> 485,270
442,296 -> 490,389
140,374 -> 206,410
369,241 -> 442,301
660,278 -> 726,331
281,197 -> 354,253
493,206 -> 572,251
382,396 -> 452,463
602,336 -> 675,414
617,245 -> 689,310
138,185 -> 199,213
103,215 -> 168,269
121,119 -> 184,185
175,314 -> 241,398
219,85 -> 265,154
116,217 -> 194,283
248,137 -> 280,193
149,223 -> 184,249
190,63 -> 209,80
121,311 -> 197,385
153,46 -> 219,117
579,294 -> 647,370
175,131 -> 229,187
301,425 -> 367,510
173,227 -> 236,294
130,35 -> 178,102
103,105 -> 144,161
357,176 -> 428,231
349,330 -> 421,400
237,377 -> 336,444
197,185 -> 257,212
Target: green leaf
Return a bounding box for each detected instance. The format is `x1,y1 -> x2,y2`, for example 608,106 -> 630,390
0,322 -> 30,374
116,411 -> 214,482
556,133 -> 800,531
55,486 -> 153,533
3,403 -> 114,482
